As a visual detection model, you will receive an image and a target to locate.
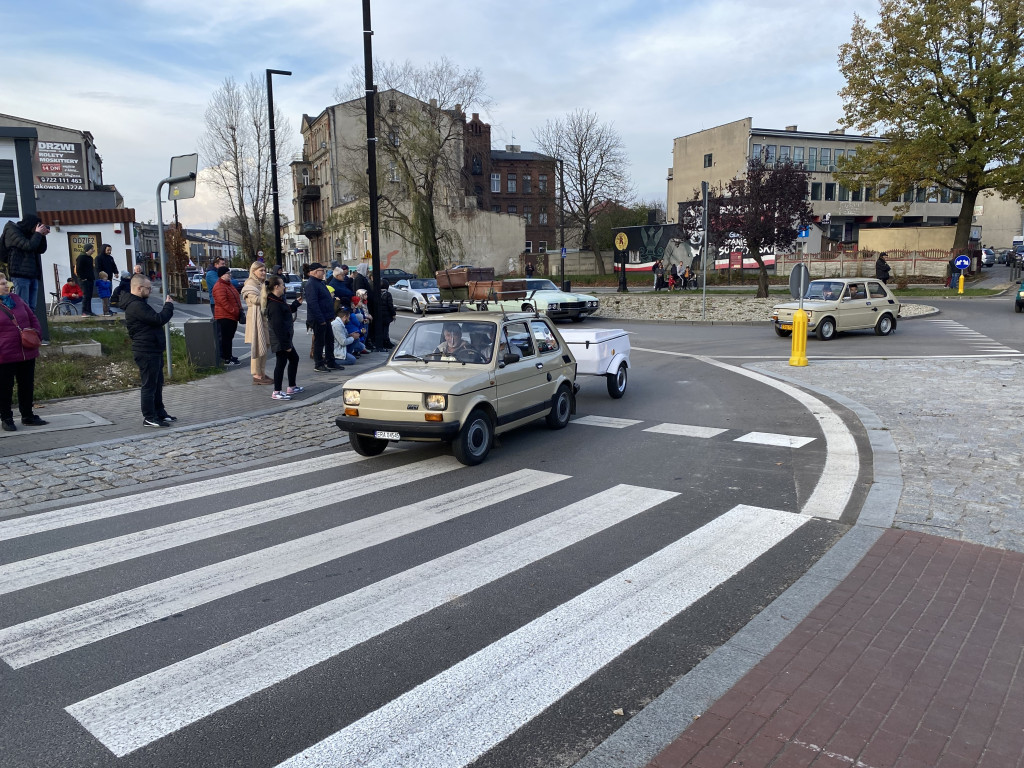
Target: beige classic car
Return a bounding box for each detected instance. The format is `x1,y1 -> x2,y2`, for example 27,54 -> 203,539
335,312 -> 577,465
771,278 -> 901,340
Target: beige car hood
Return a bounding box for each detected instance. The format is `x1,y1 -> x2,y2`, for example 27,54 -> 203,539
345,364 -> 493,395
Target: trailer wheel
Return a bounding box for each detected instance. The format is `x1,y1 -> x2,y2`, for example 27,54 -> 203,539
606,362 -> 628,398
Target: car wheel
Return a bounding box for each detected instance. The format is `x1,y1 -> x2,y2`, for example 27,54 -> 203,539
521,303 -> 534,312
477,302 -> 488,311
874,313 -> 895,335
569,315 -> 585,323
815,317 -> 836,341
1015,303 -> 1023,313
606,362 -> 627,399
411,298 -> 422,315
349,432 -> 388,456
453,409 -> 493,465
546,385 -> 573,429
773,324 -> 792,338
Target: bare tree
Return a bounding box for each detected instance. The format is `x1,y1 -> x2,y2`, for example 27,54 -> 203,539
331,58 -> 491,274
198,74 -> 293,262
534,110 -> 632,275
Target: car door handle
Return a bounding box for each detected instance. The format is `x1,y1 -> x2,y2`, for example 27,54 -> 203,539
536,363 -> 544,369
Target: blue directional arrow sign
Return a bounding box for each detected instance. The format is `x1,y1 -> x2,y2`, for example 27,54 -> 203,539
954,255 -> 971,270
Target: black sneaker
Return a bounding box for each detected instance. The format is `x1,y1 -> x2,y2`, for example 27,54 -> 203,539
21,415 -> 48,426
159,415 -> 178,423
313,365 -> 330,373
143,418 -> 170,428
327,363 -> 346,370
1,419 -> 15,432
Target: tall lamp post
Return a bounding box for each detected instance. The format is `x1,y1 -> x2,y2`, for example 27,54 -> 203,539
363,0 -> 383,349
266,68 -> 292,271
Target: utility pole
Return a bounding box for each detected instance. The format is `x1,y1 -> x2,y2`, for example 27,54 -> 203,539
267,68 -> 292,271
363,0 -> 383,349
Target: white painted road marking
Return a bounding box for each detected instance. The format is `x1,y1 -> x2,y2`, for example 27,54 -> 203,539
66,484 -> 680,756
0,451 -> 374,542
0,455 -> 461,596
0,469 -> 569,669
271,505 -> 807,768
644,423 -> 729,439
734,432 -> 816,449
572,415 -> 643,428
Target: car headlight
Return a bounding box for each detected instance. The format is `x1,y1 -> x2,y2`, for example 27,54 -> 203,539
771,311 -> 779,320
588,300 -> 598,307
426,294 -> 438,302
343,389 -> 361,406
425,394 -> 447,411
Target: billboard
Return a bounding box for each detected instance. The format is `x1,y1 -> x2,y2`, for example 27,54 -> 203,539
34,140 -> 86,190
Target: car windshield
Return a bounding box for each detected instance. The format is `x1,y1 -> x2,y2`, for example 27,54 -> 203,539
804,280 -> 846,300
393,319 -> 497,363
409,279 -> 438,290
526,279 -> 559,291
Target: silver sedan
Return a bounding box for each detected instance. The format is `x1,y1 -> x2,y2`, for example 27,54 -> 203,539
388,278 -> 456,314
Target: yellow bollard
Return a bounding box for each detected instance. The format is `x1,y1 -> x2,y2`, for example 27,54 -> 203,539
958,273 -> 965,294
789,308 -> 808,366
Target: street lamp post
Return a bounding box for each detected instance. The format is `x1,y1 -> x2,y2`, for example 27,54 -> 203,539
266,68 -> 292,271
363,0 -> 383,349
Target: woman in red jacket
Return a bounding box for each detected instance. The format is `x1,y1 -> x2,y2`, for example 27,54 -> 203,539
0,272 -> 47,431
211,266 -> 242,366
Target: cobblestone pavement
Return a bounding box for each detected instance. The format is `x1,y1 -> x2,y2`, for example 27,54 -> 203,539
756,358 -> 1024,554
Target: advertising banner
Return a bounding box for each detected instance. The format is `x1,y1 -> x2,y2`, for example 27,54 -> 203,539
35,141 -> 86,190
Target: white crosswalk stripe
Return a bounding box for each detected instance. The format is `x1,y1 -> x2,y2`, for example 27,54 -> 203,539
572,414 -> 643,428
644,423 -> 728,438
1,450 -> 822,767
0,455 -> 461,596
926,318 -> 1019,354
735,431 -> 816,449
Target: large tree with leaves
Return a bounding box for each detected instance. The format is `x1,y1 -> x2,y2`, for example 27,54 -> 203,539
198,74 -> 293,263
534,109 -> 632,275
331,58 -> 490,275
679,157 -> 813,298
837,0 -> 1024,251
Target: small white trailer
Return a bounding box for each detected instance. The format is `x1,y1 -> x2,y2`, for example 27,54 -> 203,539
559,328 -> 631,398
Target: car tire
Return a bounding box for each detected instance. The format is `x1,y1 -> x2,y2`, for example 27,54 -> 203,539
546,385 -> 573,429
815,317 -> 836,341
1015,303 -> 1022,313
569,315 -> 585,323
773,325 -> 792,337
874,313 -> 895,335
606,362 -> 627,399
349,432 -> 388,456
453,409 -> 493,465
521,303 -> 534,312
411,298 -> 422,315
477,302 -> 488,311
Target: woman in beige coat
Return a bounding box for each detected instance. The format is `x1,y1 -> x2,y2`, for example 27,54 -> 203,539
242,262 -> 272,384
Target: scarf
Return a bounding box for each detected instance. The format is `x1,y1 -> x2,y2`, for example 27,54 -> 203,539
0,296 -> 14,311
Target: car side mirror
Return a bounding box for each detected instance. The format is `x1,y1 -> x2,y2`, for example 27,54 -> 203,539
502,352 -> 520,366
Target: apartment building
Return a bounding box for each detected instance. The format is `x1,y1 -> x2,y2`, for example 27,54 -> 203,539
666,117 -> 964,250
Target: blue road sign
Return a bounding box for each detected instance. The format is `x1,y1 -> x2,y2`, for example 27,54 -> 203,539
954,255 -> 971,270
561,247 -> 567,259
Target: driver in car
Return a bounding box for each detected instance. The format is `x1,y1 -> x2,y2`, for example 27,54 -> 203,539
434,323 -> 472,358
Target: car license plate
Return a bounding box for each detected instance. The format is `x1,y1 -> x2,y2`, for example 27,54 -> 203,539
781,323 -> 793,330
375,431 -> 400,441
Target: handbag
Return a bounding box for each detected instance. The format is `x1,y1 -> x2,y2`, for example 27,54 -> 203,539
0,303 -> 41,349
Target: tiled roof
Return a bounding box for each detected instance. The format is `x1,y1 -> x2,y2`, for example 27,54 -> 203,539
38,209 -> 136,226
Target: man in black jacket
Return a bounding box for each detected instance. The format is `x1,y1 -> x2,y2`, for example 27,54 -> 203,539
3,214 -> 49,314
76,243 -> 97,316
122,275 -> 175,427
96,243 -> 118,286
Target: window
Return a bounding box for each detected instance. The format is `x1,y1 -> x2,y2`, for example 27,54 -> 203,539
793,146 -> 805,163
507,173 -> 517,193
834,149 -> 845,163
507,204 -> 517,214
523,174 -> 532,193
951,190 -> 962,203
916,186 -> 927,203
388,162 -> 399,183
940,187 -> 951,203
539,209 -> 548,225
525,241 -> 532,253
851,186 -> 862,202
388,129 -> 400,147
820,148 -> 832,167
491,205 -> 501,213
491,173 -> 500,193
868,282 -> 888,299
927,187 -> 939,203
523,206 -> 532,224
865,186 -> 874,201
474,185 -> 483,207
847,149 -> 857,159
531,320 -> 559,354
825,183 -> 836,201
808,147 -> 817,171
539,174 -> 547,192
903,189 -> 915,203
538,241 -> 547,252
765,145 -> 777,162
811,182 -> 823,200
752,143 -> 762,159
503,322 -> 534,358
703,153 -> 713,168
472,155 -> 482,175
779,146 -> 791,160
838,184 -> 850,202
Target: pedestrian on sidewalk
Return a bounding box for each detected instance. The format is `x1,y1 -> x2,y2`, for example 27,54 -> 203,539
242,262 -> 272,385
212,266 -> 242,366
0,272 -> 46,431
206,256 -> 225,310
2,214 -> 49,318
875,252 -> 892,284
60,277 -> 83,306
96,271 -> 113,315
263,275 -> 304,400
305,263 -> 342,372
379,279 -> 396,349
96,243 -> 118,285
122,274 -> 175,428
76,243 -> 97,316
111,270 -> 131,311
331,306 -> 359,365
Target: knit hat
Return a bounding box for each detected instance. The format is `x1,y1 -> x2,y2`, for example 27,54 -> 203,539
217,266 -> 231,277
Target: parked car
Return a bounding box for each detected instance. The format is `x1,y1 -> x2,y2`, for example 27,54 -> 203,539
771,277 -> 901,340
228,268 -> 248,292
483,279 -> 600,322
998,249 -> 1014,265
981,248 -> 996,267
335,313 -> 577,465
1015,279 -> 1024,313
381,268 -> 417,283
187,272 -> 203,289
389,278 -> 456,314
282,272 -> 302,299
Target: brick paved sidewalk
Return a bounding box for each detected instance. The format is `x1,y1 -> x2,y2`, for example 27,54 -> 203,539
648,529 -> 1024,768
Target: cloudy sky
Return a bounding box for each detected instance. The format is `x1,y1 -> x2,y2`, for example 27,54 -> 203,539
2,0 -> 878,228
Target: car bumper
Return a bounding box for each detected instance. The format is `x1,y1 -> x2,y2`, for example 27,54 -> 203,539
546,306 -> 598,320
424,303 -> 458,313
335,415 -> 461,441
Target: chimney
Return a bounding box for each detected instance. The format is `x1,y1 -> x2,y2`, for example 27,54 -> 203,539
472,113 -> 479,121
785,125 -> 798,132
430,98 -> 437,108
506,144 -> 521,153
829,128 -> 846,135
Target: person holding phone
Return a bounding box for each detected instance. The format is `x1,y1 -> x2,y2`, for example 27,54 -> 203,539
2,214 -> 49,316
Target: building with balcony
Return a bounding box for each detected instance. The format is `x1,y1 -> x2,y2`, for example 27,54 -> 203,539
666,117 -> 965,252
